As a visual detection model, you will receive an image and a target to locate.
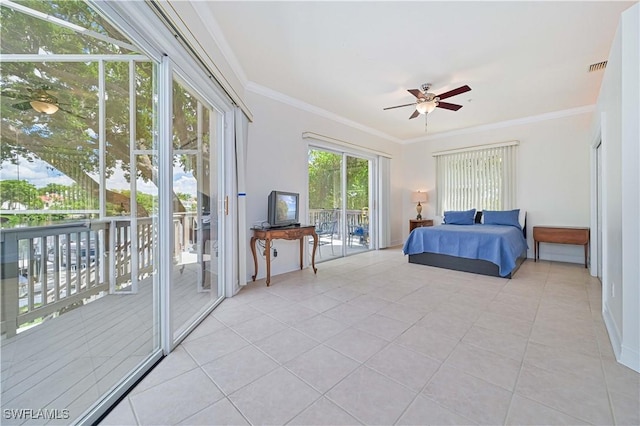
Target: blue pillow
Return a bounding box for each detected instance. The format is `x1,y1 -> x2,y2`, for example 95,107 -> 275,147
483,209 -> 521,229
443,209 -> 476,225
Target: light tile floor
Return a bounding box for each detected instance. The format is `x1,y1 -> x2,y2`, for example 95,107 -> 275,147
102,248 -> 640,425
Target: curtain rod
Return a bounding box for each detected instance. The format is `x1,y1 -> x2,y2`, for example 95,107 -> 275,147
432,140 -> 519,157
302,132 -> 392,159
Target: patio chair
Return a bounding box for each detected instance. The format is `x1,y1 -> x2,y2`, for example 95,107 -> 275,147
348,224 -> 369,248
316,221 -> 338,256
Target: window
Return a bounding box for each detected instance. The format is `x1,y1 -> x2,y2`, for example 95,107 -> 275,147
435,142 -> 518,215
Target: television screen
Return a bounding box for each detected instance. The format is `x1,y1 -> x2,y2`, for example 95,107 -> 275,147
268,190 -> 299,227
276,193 -> 297,222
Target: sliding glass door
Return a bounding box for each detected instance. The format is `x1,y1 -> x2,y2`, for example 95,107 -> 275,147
346,155 -> 371,254
308,148 -> 373,259
0,1 -> 231,422
0,2 -> 163,422
170,78 -> 224,344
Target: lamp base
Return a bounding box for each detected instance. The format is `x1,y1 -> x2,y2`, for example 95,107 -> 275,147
416,202 -> 423,221
416,214 -> 422,220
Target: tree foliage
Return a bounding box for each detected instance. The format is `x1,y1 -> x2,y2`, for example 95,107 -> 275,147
0,180 -> 43,209
0,0 -> 202,222
308,150 -> 369,211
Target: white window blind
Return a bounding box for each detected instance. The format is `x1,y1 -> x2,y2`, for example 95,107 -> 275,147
434,142 -> 518,215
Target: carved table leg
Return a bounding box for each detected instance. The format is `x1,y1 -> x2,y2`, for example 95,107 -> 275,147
265,238 -> 271,286
250,236 -> 258,281
311,231 -> 318,274
299,238 -> 303,270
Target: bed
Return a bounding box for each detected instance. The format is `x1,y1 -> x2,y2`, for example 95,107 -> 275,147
402,209 -> 528,278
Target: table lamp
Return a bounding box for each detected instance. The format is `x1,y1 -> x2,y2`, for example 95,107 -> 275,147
411,191 -> 428,220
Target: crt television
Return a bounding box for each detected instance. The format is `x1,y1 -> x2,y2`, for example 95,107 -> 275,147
268,190 -> 300,227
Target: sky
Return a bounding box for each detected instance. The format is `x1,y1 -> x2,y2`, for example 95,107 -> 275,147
0,155 -> 198,196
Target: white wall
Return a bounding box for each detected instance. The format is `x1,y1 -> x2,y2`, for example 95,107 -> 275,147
619,2 -> 639,374
593,3 -> 639,373
244,91 -> 403,281
401,112 -> 592,263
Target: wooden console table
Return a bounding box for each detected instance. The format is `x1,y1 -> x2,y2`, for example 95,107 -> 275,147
533,226 -> 589,268
250,225 -> 318,286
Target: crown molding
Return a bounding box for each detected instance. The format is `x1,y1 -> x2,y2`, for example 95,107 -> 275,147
246,81 -> 403,144
188,1 -> 248,87
246,80 -> 595,145
404,105 -> 596,144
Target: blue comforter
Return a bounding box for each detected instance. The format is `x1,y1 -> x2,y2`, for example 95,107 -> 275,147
403,224 -> 528,277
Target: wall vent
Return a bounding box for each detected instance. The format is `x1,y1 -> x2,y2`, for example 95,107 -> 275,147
588,61 -> 608,72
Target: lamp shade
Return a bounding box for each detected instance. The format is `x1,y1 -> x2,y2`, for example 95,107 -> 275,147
411,191 -> 428,203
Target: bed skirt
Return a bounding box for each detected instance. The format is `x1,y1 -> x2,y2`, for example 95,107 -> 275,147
408,252 -> 527,279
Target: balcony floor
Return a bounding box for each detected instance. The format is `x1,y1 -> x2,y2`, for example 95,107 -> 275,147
1,260 -> 218,425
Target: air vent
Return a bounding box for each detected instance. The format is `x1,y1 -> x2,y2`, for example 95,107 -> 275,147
588,61 -> 608,72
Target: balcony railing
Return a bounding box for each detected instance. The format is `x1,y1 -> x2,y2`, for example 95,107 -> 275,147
308,208 -> 370,249
309,208 -> 369,233
0,213 -> 197,338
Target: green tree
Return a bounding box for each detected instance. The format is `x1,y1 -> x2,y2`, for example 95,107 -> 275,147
1,1 -> 195,220
308,150 -> 341,209
0,180 -> 43,209
38,183 -> 69,196
308,150 -> 369,210
119,190 -> 156,216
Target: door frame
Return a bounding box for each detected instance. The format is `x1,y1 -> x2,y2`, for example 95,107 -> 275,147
164,64 -> 231,352
307,143 -> 378,258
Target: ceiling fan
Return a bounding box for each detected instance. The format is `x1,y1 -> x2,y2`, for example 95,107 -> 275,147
2,86 -> 80,117
383,83 -> 472,121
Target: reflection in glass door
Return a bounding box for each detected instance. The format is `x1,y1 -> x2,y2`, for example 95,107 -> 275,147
171,78 -> 223,343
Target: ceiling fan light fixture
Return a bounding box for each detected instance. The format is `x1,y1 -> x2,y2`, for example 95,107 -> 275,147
30,100 -> 59,114
416,100 -> 437,115
29,89 -> 60,114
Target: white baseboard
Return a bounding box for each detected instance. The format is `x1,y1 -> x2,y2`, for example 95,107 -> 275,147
602,301 -> 640,373
390,239 -> 404,248
620,344 -> 640,373
602,303 -> 622,359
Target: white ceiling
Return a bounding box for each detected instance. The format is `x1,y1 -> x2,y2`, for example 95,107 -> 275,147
201,1 -> 635,142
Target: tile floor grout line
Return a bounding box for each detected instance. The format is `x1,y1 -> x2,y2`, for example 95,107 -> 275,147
505,270 -> 606,425
501,271 -> 545,425
98,252 -> 638,425
392,282 -> 490,426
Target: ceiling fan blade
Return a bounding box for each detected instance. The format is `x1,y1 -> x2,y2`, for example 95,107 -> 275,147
437,85 -> 471,100
407,89 -> 426,100
436,101 -> 463,111
58,106 -> 88,119
409,110 -> 420,119
383,102 -> 416,111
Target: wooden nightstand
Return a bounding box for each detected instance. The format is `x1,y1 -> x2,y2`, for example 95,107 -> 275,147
533,226 -> 589,268
409,219 -> 433,233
